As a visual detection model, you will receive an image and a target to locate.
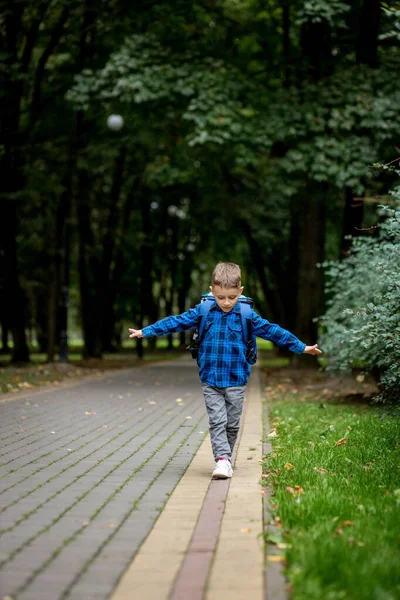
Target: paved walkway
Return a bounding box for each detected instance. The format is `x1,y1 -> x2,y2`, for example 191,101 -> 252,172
0,357 -> 284,600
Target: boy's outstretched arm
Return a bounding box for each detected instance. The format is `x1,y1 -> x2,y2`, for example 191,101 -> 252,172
303,344 -> 322,355
128,306 -> 199,340
251,312 -> 322,355
129,328 -> 143,338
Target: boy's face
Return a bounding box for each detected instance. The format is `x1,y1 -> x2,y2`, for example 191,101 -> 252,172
210,284 -> 244,313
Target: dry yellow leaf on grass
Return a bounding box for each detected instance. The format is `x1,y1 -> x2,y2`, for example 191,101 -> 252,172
314,466 -> 328,473
335,438 -> 349,446
284,462 -> 294,470
286,485 -> 305,496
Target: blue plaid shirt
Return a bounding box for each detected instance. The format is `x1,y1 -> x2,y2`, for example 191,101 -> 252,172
142,303 -> 306,388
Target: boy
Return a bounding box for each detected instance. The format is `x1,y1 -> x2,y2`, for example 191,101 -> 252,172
129,262 -> 322,480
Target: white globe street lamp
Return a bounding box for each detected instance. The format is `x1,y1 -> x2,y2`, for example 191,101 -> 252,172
107,114 -> 124,131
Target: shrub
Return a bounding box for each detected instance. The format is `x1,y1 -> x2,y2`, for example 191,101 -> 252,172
319,187 -> 400,403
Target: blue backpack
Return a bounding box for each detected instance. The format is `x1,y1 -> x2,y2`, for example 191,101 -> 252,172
187,293 -> 257,365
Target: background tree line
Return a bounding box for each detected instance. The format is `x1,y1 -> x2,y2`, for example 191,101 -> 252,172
1,0 -> 399,366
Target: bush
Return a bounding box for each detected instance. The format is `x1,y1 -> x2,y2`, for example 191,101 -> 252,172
319,189 -> 400,403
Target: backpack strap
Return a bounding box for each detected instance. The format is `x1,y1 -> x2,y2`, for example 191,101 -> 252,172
197,296 -> 215,340
238,301 -> 252,345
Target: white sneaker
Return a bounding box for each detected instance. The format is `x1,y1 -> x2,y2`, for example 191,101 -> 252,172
212,460 -> 233,479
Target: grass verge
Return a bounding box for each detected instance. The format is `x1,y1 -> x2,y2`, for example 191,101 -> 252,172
262,370 -> 400,600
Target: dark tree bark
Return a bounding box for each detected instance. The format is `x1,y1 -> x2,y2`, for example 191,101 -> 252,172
281,0 -> 290,87
74,0 -> 101,358
0,2 -> 29,362
77,168 -> 101,358
300,18 -> 332,80
340,1 -> 381,258
291,189 -> 326,367
356,0 -> 381,68
284,18 -> 332,366
137,194 -> 157,358
340,187 -> 365,258
101,176 -> 140,351
95,146 -> 127,353
240,219 -> 283,323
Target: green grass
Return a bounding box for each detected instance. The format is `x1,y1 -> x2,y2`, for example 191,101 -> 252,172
263,395 -> 400,600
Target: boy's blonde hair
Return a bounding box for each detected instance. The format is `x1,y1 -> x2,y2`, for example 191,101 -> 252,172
212,262 -> 241,289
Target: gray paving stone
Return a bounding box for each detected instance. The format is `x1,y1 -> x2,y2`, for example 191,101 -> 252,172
0,360 -> 209,599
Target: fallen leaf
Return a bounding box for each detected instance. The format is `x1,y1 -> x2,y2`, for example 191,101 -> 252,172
335,528 -> 343,536
240,528 -> 251,533
267,555 -> 284,562
284,462 -> 294,470
314,467 -> 328,474
335,438 -> 349,446
185,416 -> 192,420
268,431 -> 278,438
340,520 -> 354,527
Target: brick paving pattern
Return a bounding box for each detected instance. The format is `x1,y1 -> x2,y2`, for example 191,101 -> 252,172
0,359 -> 208,600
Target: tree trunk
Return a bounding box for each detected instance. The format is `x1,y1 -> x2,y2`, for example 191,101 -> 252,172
282,0 -> 290,87
97,146 -> 126,352
47,261 -> 58,361
240,219 -> 283,322
340,187 -> 364,258
0,2 -> 29,362
356,0 -> 381,68
291,189 -> 326,367
102,176 -> 140,351
77,167 -> 101,358
137,194 -> 156,358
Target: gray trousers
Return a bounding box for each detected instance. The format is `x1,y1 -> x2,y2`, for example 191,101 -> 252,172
201,383 -> 246,462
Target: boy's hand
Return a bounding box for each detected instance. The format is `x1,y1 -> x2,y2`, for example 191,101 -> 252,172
303,344 -> 322,355
129,328 -> 143,339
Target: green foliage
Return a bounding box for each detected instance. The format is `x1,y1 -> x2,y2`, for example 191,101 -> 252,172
380,4 -> 400,42
319,185 -> 400,402
296,0 -> 350,26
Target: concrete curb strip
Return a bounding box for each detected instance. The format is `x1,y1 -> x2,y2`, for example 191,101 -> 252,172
263,386 -> 289,600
